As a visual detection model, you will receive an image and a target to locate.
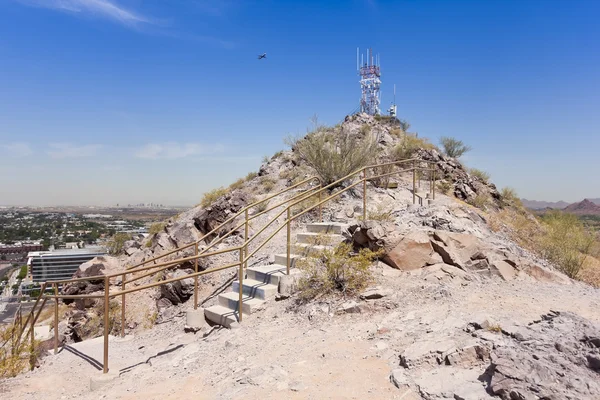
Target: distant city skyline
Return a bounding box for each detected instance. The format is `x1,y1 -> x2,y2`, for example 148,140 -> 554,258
1,0 -> 599,206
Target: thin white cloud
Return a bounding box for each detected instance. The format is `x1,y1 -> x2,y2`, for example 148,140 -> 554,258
47,143 -> 102,159
1,142 -> 33,157
135,142 -> 225,160
15,0 -> 155,27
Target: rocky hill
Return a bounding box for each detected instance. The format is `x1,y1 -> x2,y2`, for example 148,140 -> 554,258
2,114 -> 599,399
563,198 -> 600,215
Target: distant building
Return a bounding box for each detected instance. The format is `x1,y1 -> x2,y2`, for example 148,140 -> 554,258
27,246 -> 106,283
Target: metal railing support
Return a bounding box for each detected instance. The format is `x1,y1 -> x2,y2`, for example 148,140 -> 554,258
238,250 -> 243,323
244,209 -> 249,270
121,273 -> 126,337
103,276 -> 109,374
53,283 -> 58,355
318,190 -> 322,222
362,169 -> 367,220
412,161 -> 416,205
193,243 -> 198,310
286,207 -> 291,275
432,167 -> 436,200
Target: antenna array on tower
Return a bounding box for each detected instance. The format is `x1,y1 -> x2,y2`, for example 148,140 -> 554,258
357,47 -> 382,116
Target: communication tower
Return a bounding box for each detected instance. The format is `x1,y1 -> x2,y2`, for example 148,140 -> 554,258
357,47 -> 381,116
387,84 -> 397,118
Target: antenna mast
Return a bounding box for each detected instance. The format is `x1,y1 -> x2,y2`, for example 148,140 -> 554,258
357,47 -> 382,116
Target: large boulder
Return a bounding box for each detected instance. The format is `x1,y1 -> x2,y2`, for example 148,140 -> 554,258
158,268 -> 195,306
487,311 -> 600,399
385,231 -> 442,270
61,256 -> 122,306
193,191 -> 250,242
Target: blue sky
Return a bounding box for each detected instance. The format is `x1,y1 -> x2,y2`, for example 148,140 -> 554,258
0,0 -> 598,206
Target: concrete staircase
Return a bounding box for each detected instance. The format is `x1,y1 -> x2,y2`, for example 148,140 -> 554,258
204,222 -> 346,328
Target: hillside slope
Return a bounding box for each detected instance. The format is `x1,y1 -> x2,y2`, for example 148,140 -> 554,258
3,114 -> 599,399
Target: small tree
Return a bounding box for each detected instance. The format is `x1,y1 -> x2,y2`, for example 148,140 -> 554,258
440,136 -> 471,158
105,233 -> 130,255
287,126 -> 380,187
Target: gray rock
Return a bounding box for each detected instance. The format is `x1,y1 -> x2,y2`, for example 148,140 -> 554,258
360,287 -> 392,300
337,301 -> 361,314
158,268 -> 195,305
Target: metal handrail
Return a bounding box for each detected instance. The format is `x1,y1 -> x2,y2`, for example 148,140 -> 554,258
2,158 -> 438,376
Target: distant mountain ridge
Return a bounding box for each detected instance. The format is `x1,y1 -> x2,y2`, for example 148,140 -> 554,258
562,199 -> 600,216
522,198 -> 600,214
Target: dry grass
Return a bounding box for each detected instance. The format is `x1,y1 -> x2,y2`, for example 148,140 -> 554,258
469,168 -> 490,183
437,180 -> 453,195
391,135 -> 437,160
260,177 -> 276,192
499,187 -> 522,208
229,178 -> 246,191
468,193 -> 491,210
148,222 -> 166,236
245,172 -> 258,181
199,187 -> 229,208
0,325 -> 39,378
106,232 -> 131,255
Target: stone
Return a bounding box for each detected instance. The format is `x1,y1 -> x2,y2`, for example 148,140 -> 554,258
158,268 -> 195,305
360,287 -> 392,300
486,311 -> 600,399
61,256 -> 122,304
400,339 -> 457,368
89,372 -> 120,391
338,301 -> 361,314
193,191 -> 250,242
385,231 -> 442,270
390,368 -> 410,388
489,259 -> 517,281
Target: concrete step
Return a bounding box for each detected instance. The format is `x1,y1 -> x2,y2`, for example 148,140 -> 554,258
305,222 -> 345,235
247,264 -> 287,285
273,253 -> 302,268
295,243 -> 334,256
218,292 -> 264,315
296,232 -> 344,246
204,305 -> 239,328
231,278 -> 278,300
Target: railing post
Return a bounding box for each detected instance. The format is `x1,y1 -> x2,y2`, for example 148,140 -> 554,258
362,169 -> 367,220
53,283 -> 58,355
103,276 -> 109,374
432,166 -> 436,200
286,207 -> 291,275
244,209 -> 249,270
121,273 -> 126,337
30,305 -> 35,370
238,249 -> 243,323
193,243 -> 198,310
412,160 -> 416,205
318,189 -> 322,222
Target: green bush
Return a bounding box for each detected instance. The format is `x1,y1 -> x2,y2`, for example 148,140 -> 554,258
297,243 -> 382,301
245,172 -> 258,181
538,211 -> 595,279
440,136 -> 471,158
288,127 -> 379,186
106,232 -> 130,255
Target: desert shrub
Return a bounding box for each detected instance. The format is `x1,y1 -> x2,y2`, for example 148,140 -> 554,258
272,150 -> 284,159
287,128 -> 379,187
469,168 -> 490,183
148,222 -> 166,236
440,136 -> 471,158
199,187 -> 228,208
0,324 -> 38,378
392,135 -> 436,160
538,211 -> 595,279
297,243 -> 382,301
359,124 -> 371,135
437,180 -> 453,195
229,178 -> 245,191
261,155 -> 270,164
468,194 -> 491,210
245,171 -> 258,181
500,187 -> 522,208
398,119 -> 411,132
106,232 -> 130,255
